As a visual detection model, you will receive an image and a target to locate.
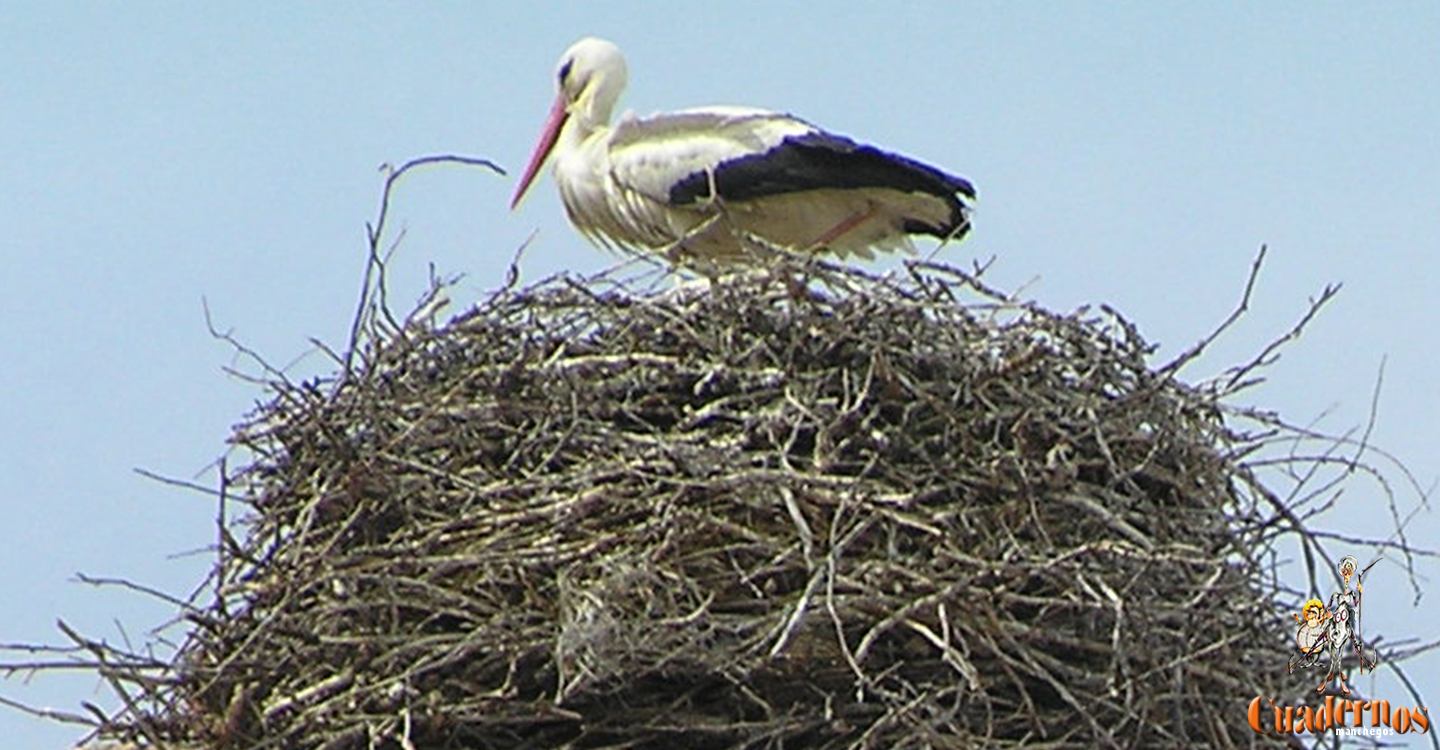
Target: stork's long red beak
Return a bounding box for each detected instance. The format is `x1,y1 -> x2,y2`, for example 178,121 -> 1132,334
510,95 -> 570,209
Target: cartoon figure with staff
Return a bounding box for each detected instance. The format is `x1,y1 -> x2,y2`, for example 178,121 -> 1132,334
1288,555 -> 1379,693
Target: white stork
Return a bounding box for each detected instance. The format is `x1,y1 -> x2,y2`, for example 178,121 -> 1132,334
510,37 -> 976,264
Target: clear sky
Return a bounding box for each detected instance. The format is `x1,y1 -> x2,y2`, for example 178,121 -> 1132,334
2,4 -> 1437,748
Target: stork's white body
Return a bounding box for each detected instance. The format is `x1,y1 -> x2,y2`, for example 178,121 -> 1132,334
512,38 -> 976,264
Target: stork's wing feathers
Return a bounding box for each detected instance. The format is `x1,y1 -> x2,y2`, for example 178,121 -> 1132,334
608,107 -> 975,241
686,131 -> 976,239
608,108 -> 816,204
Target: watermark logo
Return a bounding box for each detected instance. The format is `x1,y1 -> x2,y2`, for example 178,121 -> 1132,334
1248,555 -> 1429,736
1248,695 -> 1428,736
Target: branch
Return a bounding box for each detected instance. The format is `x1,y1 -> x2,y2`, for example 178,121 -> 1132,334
1158,244 -> 1267,376
342,154 -> 506,379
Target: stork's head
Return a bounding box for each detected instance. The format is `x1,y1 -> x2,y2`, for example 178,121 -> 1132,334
511,37 -> 628,209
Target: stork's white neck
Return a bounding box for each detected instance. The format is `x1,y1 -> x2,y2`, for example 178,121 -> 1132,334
572,70 -> 624,134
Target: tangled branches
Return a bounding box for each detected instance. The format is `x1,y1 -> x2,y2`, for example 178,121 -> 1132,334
68,249 -> 1384,749
10,160 -> 1429,750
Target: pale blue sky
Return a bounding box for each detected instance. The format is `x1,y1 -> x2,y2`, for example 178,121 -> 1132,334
3,4 -> 1437,748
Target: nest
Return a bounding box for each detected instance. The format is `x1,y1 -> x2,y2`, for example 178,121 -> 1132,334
67,254 -> 1341,750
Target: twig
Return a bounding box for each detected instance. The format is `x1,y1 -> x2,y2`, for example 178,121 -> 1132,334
1158,244 -> 1268,376
343,154 -> 505,379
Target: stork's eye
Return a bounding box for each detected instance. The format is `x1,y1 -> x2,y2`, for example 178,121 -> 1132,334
558,60 -> 574,85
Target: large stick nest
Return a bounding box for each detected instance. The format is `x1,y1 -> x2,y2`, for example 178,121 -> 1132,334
100,258 -> 1328,750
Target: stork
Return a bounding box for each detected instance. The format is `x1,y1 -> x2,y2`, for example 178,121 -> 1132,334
510,38 -> 976,265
